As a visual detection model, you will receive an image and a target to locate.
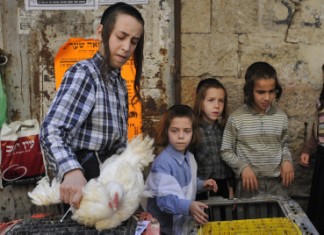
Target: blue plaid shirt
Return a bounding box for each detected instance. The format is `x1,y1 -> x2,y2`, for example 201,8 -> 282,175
40,52 -> 128,181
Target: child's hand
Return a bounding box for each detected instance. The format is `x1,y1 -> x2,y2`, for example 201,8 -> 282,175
189,201 -> 209,225
299,153 -> 310,167
228,186 -> 235,199
203,179 -> 218,192
241,165 -> 258,191
280,160 -> 294,187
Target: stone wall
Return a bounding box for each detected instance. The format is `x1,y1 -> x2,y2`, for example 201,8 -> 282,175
181,0 -> 324,210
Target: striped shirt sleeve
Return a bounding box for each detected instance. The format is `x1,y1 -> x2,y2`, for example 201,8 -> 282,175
221,105 -> 292,178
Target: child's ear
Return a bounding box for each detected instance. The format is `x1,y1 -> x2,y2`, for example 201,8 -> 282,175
96,24 -> 103,42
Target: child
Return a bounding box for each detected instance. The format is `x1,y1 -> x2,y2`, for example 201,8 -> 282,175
299,64 -> 324,234
221,62 -> 294,198
142,104 -> 218,235
40,2 -> 145,209
193,78 -> 235,199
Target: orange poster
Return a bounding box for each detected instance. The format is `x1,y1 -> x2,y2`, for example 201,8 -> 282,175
54,38 -> 142,139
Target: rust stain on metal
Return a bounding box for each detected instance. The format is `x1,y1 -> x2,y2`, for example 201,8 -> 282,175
9,109 -> 21,122
41,90 -> 51,101
159,48 -> 167,56
30,26 -> 55,119
143,96 -> 168,115
142,100 -> 167,139
143,96 -> 157,115
156,79 -> 166,93
142,118 -> 156,138
158,102 -> 168,114
40,31 -> 54,70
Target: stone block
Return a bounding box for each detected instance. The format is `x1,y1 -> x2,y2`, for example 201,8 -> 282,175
181,0 -> 211,33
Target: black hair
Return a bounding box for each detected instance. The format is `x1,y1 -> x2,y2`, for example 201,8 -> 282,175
100,2 -> 143,25
100,2 -> 145,104
243,61 -> 282,107
317,64 -> 324,110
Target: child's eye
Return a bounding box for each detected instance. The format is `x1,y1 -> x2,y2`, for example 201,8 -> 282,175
170,129 -> 178,133
131,39 -> 139,45
256,91 -> 269,94
256,90 -> 276,95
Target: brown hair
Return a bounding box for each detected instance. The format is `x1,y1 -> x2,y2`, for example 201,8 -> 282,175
193,78 -> 228,127
155,105 -> 201,148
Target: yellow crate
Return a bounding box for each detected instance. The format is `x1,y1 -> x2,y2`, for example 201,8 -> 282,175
197,217 -> 302,235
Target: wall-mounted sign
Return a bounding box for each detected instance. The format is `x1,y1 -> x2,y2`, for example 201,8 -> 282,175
54,38 -> 142,139
98,0 -> 148,4
25,0 -> 97,10
25,0 -> 148,10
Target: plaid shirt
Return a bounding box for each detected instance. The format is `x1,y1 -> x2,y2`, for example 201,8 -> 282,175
40,52 -> 128,181
194,121 -> 233,180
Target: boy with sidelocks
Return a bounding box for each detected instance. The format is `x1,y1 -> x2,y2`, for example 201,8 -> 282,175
221,62 -> 294,198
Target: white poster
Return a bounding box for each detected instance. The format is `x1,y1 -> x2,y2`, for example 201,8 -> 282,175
18,8 -> 33,34
98,0 -> 148,5
25,0 -> 98,11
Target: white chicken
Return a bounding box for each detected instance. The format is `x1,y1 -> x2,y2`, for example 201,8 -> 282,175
28,134 -> 155,230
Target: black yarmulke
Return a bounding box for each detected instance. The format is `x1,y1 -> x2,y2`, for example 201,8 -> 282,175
100,2 -> 131,25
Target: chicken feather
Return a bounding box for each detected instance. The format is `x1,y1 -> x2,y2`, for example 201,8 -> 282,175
28,134 -> 155,230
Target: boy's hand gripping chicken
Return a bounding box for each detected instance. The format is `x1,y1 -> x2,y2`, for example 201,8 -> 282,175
28,134 -> 155,230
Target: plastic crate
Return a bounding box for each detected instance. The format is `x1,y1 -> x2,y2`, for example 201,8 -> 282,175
198,217 -> 302,234
189,195 -> 318,235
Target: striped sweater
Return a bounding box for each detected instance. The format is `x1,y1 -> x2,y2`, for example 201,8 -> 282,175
221,104 -> 292,178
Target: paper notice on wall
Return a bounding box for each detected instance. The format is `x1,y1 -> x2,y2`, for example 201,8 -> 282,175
121,59 -> 143,139
54,38 -> 100,89
17,8 -> 32,34
25,0 -> 97,10
17,8 -> 40,34
54,38 -> 142,139
98,0 -> 148,4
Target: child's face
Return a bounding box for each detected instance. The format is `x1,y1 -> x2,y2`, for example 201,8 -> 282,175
202,87 -> 225,123
168,117 -> 193,153
107,14 -> 143,68
252,78 -> 276,114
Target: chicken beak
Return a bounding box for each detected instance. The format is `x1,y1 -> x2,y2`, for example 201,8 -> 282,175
108,192 -> 119,212
113,192 -> 119,212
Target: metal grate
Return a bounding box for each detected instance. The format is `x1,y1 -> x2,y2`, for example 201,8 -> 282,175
207,200 -> 285,221
5,215 -> 137,235
189,195 -> 319,235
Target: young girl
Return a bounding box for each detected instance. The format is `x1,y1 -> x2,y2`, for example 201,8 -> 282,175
299,64 -> 324,234
221,62 -> 294,198
142,105 -> 217,235
193,78 -> 235,199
